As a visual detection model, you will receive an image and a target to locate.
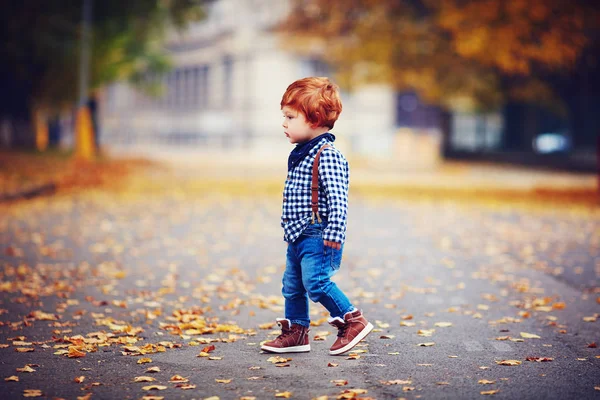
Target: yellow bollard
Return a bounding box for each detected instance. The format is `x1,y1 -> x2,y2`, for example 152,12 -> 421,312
34,110 -> 49,152
75,105 -> 95,160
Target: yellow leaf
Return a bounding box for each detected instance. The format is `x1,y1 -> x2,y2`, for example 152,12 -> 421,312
434,322 -> 453,327
74,376 -> 85,383
520,332 -> 541,339
388,352 -> 400,355
478,379 -> 495,384
134,376 -> 156,382
137,358 -> 152,364
208,356 -> 222,360
146,367 -> 161,373
216,379 -> 232,383
5,376 -> 19,382
495,360 -> 521,366
142,385 -> 168,391
15,348 -> 34,353
417,342 -> 435,347
267,356 -> 291,364
16,365 -> 36,373
275,391 -> 292,398
23,390 -> 43,398
583,316 -> 597,322
481,389 -> 499,395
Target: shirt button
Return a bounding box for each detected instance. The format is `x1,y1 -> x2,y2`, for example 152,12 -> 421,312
283,197 -> 287,202
283,218 -> 288,222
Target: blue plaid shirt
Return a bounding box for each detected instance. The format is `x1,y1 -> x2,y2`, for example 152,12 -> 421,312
281,137 -> 349,244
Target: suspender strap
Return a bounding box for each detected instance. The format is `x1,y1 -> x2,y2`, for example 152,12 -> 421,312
311,144 -> 331,224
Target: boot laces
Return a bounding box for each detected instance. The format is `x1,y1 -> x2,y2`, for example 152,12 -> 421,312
337,324 -> 348,338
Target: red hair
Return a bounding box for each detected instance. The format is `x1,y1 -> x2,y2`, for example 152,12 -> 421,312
281,77 -> 342,129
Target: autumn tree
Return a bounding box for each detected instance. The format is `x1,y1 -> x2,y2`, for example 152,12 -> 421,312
280,0 -> 599,113
0,0 -> 207,152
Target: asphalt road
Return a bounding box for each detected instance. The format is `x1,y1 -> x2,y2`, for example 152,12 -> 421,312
1,190 -> 599,400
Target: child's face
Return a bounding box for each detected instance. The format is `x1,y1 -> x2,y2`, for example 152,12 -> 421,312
281,106 -> 318,144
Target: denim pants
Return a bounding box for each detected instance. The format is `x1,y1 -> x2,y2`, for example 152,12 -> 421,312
283,221 -> 354,327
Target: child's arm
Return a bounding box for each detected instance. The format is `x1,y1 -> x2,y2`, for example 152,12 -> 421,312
319,148 -> 349,247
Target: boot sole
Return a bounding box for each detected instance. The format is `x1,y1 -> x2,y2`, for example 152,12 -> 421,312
261,344 -> 311,353
329,322 -> 374,355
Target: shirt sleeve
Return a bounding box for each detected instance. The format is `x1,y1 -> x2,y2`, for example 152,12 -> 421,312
319,148 -> 349,244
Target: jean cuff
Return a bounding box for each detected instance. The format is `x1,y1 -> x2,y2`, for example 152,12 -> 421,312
290,320 -> 310,327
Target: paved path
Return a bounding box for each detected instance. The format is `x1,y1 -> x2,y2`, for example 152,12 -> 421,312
1,185 -> 599,399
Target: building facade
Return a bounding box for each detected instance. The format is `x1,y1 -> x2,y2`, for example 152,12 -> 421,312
98,0 -> 400,158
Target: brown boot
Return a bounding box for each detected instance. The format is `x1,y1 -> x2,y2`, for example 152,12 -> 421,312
261,318 -> 310,353
328,309 -> 373,355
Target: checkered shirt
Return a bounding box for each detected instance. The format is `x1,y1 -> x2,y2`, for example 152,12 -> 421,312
281,137 -> 349,244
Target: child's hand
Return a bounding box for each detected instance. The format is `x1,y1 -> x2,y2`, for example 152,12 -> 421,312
324,240 -> 341,250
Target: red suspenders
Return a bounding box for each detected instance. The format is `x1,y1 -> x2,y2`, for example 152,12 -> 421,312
311,144 -> 331,224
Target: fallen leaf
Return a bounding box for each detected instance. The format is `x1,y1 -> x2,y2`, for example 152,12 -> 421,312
16,365 -> 36,373
215,379 -> 232,384
15,348 -> 34,353
23,390 -> 43,398
525,357 -> 554,362
201,345 -> 216,353
481,389 -> 499,395
520,332 -> 541,339
587,342 -> 597,348
142,385 -> 168,391
478,380 -> 496,384
177,384 -> 196,389
146,367 -> 161,373
267,356 -> 291,364
403,386 -> 415,392
68,346 -> 86,358
380,379 -> 412,385
417,342 -> 435,347
74,376 -> 85,383
137,358 -> 153,364
208,356 -> 223,360
495,360 -> 522,366
275,391 -> 292,398
434,322 -> 453,327
134,376 -> 156,382
170,375 -> 189,383
583,316 -> 597,322
327,362 -> 339,367
5,376 -> 19,382
331,379 -> 348,386
380,335 -> 395,339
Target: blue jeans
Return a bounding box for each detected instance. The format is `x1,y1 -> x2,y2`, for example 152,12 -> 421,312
282,221 -> 354,327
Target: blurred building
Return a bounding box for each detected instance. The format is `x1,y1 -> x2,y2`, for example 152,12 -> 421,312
98,0 -> 401,159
